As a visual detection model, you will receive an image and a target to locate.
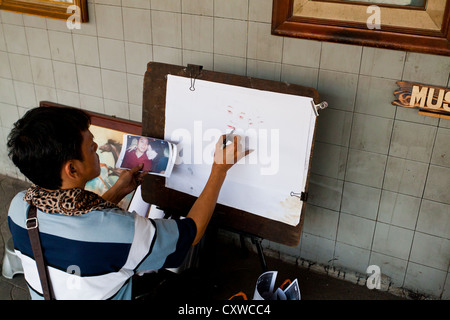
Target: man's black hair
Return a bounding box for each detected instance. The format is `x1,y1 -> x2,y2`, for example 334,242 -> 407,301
7,106 -> 91,190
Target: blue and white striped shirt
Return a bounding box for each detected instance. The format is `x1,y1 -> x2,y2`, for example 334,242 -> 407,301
8,190 -> 196,300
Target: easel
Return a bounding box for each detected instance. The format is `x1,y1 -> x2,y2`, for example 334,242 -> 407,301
140,62 -> 321,271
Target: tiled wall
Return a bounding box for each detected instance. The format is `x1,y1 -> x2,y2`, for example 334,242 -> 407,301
0,0 -> 449,299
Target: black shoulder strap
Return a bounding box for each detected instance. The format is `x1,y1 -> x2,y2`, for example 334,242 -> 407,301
26,205 -> 54,300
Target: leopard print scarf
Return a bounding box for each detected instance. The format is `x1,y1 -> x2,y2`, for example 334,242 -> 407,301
24,185 -> 119,216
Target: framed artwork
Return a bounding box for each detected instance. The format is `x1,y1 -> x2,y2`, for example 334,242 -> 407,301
39,101 -> 142,210
272,0 -> 450,56
0,0 -> 88,22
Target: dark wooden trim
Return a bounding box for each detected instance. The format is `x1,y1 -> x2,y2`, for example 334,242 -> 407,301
39,101 -> 142,134
272,0 -> 450,56
0,0 -> 88,22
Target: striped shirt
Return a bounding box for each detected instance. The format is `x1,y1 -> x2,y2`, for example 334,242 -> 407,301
8,190 -> 196,300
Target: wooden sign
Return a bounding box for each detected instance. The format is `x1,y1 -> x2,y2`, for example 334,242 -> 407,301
393,81 -> 450,120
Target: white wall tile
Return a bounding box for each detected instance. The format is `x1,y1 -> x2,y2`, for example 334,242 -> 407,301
98,37 -> 126,72
341,182 -> 381,220
9,53 -> 33,83
282,38 -> 321,68
25,27 -> 51,59
13,81 -> 36,108
307,174 -> 343,211
249,0 -> 272,23
320,42 -> 362,74
123,7 -> 152,44
73,34 -> 100,67
30,57 -> 55,87
152,46 -> 182,65
214,18 -> 247,57
181,0 -> 213,16
0,25 -> 7,51
52,61 -> 79,92
214,0 -> 248,19
334,241 -> 371,273
410,232 -> 450,270
378,191 -> 421,230
417,200 -> 450,239
77,65 -> 102,97
403,52 -> 450,87
300,233 -> 336,265
0,51 -> 11,78
3,24 -> 28,55
383,157 -> 428,197
104,99 -> 129,119
95,4 -> 124,40
79,94 -> 104,114
34,85 -> 57,103
369,252 -> 407,288
0,102 -> 19,128
317,70 -> 358,112
350,113 -> 393,154
310,142 -> 347,180
314,108 -> 353,146
360,47 -> 405,80
431,127 -> 450,167
354,76 -> 397,118
345,149 -> 387,188
389,120 -> 436,163
151,11 -> 181,48
372,222 -> 414,260
182,14 -> 213,53
48,31 -> 75,63
124,41 -> 152,75
404,262 -> 447,298
337,213 -> 376,250
182,50 -> 213,70
101,69 -> 128,102
213,54 -> 246,76
246,59 -> 281,81
56,89 -> 80,108
23,15 -> 47,29
424,165 -> 450,204
281,64 -> 319,89
303,205 -> 339,240
152,0 -> 181,12
127,73 -> 143,106
247,22 -> 283,63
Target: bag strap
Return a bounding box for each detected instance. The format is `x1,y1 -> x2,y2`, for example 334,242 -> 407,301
26,205 -> 54,300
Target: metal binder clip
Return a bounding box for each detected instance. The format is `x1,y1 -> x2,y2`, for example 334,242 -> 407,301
290,191 -> 308,202
187,64 -> 203,91
311,101 -> 328,116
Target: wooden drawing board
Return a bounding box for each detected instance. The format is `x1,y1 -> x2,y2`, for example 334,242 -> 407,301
141,62 -> 320,246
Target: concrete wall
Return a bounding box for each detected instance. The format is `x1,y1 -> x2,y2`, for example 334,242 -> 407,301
0,0 -> 449,299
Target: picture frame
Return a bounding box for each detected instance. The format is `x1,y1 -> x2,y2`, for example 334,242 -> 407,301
39,101 -> 142,210
0,0 -> 88,22
272,0 -> 450,56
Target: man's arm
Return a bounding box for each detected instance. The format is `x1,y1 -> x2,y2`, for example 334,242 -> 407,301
187,135 -> 251,245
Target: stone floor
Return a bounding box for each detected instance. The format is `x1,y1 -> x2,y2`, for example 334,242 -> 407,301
0,174 -> 406,300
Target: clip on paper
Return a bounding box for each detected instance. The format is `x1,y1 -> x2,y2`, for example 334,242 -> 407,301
187,64 -> 203,91
290,191 -> 308,202
311,101 -> 328,116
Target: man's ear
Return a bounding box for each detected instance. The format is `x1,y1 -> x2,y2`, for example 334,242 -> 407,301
62,160 -> 79,180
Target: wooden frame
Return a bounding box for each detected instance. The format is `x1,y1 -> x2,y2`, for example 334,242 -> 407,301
0,0 -> 88,22
140,62 -> 319,247
272,0 -> 450,56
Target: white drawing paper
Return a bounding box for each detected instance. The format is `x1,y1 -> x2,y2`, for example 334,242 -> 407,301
164,75 -> 316,226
